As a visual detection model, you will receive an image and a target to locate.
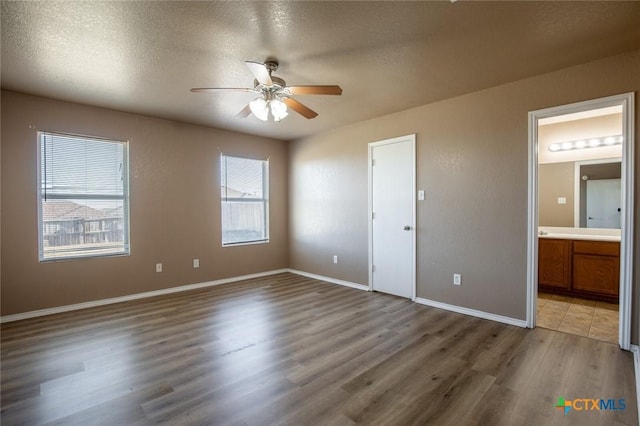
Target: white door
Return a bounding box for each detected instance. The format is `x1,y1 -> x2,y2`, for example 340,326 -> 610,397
586,178 -> 621,229
369,135 -> 415,299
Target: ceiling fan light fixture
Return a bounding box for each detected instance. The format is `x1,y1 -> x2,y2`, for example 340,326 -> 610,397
192,59 -> 342,121
271,98 -> 288,122
249,97 -> 269,121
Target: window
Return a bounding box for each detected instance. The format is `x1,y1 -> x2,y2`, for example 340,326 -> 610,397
220,154 -> 269,245
38,132 -> 130,261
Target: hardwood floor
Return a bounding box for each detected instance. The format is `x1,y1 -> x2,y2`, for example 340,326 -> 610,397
1,273 -> 636,425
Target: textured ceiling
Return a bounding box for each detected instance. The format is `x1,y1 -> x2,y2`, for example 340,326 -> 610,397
2,1 -> 639,141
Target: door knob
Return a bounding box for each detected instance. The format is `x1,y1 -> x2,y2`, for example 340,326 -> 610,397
403,225 -> 411,231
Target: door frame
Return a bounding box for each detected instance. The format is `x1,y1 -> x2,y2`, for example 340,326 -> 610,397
368,134 -> 417,300
526,92 -> 635,350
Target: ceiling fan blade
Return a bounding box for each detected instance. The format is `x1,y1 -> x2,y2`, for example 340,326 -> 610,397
235,104 -> 252,119
191,87 -> 255,93
286,85 -> 343,96
283,98 -> 318,119
245,61 -> 273,86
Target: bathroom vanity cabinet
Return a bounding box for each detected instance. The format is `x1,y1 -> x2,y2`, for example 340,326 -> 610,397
538,238 -> 619,302
538,239 -> 572,290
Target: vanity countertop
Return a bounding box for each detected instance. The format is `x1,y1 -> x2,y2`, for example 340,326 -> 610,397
538,227 -> 621,242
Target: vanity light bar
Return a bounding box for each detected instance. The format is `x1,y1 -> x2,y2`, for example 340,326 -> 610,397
548,135 -> 623,152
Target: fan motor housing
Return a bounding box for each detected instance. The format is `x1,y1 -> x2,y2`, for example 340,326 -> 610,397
271,76 -> 286,88
254,76 -> 287,92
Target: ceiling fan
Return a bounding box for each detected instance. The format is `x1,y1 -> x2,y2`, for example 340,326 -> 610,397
191,59 -> 342,122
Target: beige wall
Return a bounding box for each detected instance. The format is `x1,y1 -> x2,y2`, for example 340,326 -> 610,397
289,51 -> 640,336
538,162 -> 575,227
1,91 -> 289,316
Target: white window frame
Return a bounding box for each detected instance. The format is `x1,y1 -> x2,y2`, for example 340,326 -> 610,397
220,154 -> 269,247
37,131 -> 130,261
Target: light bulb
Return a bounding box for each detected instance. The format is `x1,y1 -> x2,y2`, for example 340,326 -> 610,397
561,142 -> 573,150
249,98 -> 269,121
548,143 -> 561,152
604,136 -> 616,145
270,98 -> 288,122
575,140 -> 587,149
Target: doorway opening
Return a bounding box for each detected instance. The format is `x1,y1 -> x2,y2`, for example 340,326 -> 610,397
527,93 -> 634,350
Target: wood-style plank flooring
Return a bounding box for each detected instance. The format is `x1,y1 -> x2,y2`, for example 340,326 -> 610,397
1,273 -> 636,425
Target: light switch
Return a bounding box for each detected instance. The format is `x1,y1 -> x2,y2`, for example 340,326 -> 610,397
418,190 -> 425,201
557,197 -> 567,205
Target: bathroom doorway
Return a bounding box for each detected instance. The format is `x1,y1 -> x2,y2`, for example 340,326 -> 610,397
527,93 -> 634,350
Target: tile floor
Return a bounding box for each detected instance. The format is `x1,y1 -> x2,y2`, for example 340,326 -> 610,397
537,292 -> 619,344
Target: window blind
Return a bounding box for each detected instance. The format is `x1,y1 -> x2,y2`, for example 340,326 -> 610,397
220,155 -> 269,245
38,132 -> 130,260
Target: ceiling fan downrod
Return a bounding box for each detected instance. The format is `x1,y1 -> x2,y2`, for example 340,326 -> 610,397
264,60 -> 279,75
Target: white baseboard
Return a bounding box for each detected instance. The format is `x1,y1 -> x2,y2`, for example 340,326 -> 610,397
287,269 -> 369,292
630,345 -> 640,422
415,297 -> 527,328
0,269 -> 289,323
0,268 -> 523,331
288,271 -> 527,330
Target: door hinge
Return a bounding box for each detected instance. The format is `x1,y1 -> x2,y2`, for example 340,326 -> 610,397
371,158 -> 375,167
372,265 -> 375,272
372,211 -> 375,219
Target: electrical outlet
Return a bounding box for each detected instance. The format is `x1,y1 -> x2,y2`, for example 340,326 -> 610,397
333,255 -> 338,264
193,259 -> 199,268
156,263 -> 163,273
453,273 -> 461,285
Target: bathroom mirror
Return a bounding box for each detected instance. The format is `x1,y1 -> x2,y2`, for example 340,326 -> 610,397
537,106 -> 622,229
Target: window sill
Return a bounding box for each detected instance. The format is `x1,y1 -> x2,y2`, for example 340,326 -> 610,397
222,240 -> 269,248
